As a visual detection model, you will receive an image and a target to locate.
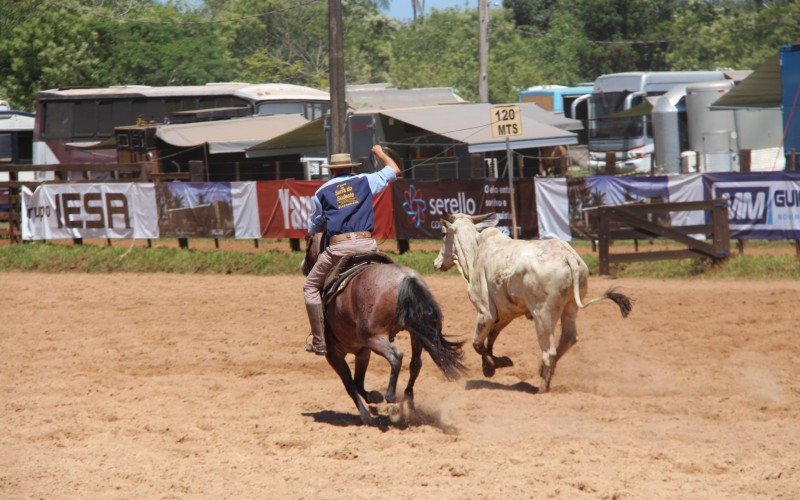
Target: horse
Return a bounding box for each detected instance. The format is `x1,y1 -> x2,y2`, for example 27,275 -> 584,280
302,233 -> 466,425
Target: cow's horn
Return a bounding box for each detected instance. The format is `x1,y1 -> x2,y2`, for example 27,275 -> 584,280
471,212 -> 496,223
442,211 -> 457,223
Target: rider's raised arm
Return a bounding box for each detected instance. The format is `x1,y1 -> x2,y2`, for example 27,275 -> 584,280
367,145 -> 400,194
307,195 -> 325,234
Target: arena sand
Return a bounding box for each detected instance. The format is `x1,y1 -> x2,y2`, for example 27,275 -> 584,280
1,273 -> 798,498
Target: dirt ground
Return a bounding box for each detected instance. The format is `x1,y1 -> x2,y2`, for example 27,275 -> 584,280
1,272 -> 799,498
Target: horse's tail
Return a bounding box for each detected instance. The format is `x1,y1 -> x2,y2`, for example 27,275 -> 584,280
396,275 -> 466,381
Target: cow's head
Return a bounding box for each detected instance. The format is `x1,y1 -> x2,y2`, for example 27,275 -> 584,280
434,212 -> 498,272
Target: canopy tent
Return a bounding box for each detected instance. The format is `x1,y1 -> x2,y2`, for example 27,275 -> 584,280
378,103 -> 578,153
245,117 -> 326,158
711,53 -> 781,110
156,114 -> 309,154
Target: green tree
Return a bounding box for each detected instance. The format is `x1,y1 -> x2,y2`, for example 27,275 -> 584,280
92,4 -> 235,87
0,3 -> 102,109
390,8 -> 541,102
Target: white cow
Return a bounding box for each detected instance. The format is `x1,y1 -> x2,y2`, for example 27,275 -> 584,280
433,212 -> 631,392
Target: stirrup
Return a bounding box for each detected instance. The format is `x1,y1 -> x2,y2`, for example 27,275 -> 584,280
305,334 -> 326,355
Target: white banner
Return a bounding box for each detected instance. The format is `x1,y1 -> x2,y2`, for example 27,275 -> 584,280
535,178 -> 571,240
21,183 -> 158,240
230,182 -> 261,239
667,174 -> 705,228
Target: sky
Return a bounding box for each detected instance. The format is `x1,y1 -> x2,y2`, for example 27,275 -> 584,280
384,0 -> 473,22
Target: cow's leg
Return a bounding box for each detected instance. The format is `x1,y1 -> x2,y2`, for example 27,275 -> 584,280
557,302 -> 579,362
367,336 -> 404,404
486,317 -> 514,370
531,305 -> 559,393
472,313 -> 498,377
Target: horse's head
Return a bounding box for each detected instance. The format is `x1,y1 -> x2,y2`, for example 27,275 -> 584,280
301,232 -> 327,276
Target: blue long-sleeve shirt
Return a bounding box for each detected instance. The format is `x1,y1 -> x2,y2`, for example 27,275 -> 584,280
307,165 -> 396,236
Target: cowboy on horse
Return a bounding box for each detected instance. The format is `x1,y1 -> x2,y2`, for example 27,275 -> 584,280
303,145 -> 401,355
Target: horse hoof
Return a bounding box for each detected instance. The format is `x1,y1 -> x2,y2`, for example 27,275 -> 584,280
493,356 -> 514,369
388,404 -> 403,425
366,390 -> 384,404
482,358 -> 496,378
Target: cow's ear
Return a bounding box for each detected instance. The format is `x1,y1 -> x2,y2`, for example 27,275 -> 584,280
443,211 -> 456,223
473,212 -> 499,231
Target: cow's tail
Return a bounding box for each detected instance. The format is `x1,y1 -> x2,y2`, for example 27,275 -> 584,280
396,275 -> 467,381
564,248 -> 632,319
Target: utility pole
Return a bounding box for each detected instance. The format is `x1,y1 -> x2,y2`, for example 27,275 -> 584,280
328,0 -> 348,154
478,0 -> 489,103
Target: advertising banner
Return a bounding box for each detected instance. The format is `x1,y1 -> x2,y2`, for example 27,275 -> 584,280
703,172 -> 800,239
256,180 -> 394,239
391,179 -> 538,239
156,182 -> 236,238
21,183 -> 158,240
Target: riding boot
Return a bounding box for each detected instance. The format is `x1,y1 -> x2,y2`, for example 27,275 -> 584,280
304,303 -> 327,355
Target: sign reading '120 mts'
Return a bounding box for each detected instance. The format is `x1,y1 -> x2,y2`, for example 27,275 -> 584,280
491,104 -> 522,138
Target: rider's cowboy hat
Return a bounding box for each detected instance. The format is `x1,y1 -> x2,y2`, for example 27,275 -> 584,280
324,153 -> 360,170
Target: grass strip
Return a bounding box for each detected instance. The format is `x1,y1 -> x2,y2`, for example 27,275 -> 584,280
1,242 -> 798,279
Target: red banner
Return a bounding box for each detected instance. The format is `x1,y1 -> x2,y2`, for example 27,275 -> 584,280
256,180 -> 394,239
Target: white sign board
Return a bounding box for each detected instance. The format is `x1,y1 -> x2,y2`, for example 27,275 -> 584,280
490,104 -> 522,138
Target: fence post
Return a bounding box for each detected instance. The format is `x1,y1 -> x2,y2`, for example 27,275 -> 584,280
604,152 -> 616,175
397,239 -> 410,254
235,161 -> 241,181
790,148 -> 797,171
711,199 -> 730,258
598,207 -> 610,275
289,238 -> 300,252
740,148 -> 751,173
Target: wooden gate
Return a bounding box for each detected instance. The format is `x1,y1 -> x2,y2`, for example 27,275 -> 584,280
593,199 -> 730,275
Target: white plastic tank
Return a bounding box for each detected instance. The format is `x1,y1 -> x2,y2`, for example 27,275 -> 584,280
686,80 -> 736,171
652,84 -> 690,173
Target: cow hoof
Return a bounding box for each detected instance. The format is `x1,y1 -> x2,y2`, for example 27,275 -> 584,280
388,404 -> 403,424
493,356 -> 514,369
482,357 -> 496,378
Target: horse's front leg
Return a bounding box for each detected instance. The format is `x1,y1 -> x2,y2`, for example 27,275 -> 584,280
326,348 -> 372,425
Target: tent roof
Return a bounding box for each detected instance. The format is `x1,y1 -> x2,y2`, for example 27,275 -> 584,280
156,114 -> 309,154
245,117 -> 326,158
711,53 -> 781,110
377,103 -> 578,153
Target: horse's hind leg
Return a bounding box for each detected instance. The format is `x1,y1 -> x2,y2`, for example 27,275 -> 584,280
403,336 -> 423,404
326,351 -> 372,425
367,336 -> 404,404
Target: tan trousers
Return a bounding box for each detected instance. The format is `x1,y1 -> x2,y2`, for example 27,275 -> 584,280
303,238 -> 378,305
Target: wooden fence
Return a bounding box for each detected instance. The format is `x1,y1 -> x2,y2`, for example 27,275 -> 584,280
590,199 -> 731,275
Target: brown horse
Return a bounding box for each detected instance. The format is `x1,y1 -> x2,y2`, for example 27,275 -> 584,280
302,233 -> 465,425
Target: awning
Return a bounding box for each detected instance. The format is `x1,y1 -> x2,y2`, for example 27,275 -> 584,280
378,103 -> 578,153
711,53 -> 781,109
245,117 -> 326,158
156,114 -> 309,154
65,137 -> 117,150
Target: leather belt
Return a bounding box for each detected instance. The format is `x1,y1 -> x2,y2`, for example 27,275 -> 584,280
329,231 -> 372,245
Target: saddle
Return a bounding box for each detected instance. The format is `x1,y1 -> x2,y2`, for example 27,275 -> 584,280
321,251 -> 395,304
